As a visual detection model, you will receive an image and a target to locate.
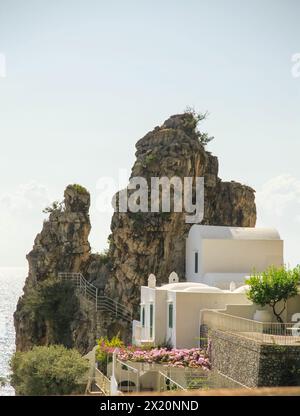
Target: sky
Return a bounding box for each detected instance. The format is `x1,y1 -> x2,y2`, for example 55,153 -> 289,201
0,0 -> 300,267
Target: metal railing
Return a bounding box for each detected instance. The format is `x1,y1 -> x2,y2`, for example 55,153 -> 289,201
159,367 -> 213,391
94,368 -> 111,396
202,310 -> 300,345
159,371 -> 186,392
132,323 -> 154,345
210,371 -> 251,390
115,358 -> 139,393
58,272 -> 132,322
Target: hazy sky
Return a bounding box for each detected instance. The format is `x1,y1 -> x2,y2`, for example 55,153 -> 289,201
0,0 -> 300,267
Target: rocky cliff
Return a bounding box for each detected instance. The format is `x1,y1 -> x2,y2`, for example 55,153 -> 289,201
26,184 -> 91,286
14,185 -> 104,352
105,113 -> 256,316
14,112 -> 256,352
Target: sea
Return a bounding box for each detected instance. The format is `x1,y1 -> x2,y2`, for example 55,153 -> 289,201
0,267 -> 26,396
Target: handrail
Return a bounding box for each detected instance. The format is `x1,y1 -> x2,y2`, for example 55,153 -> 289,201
214,371 -> 251,390
159,371 -> 186,392
202,309 -> 297,327
202,309 -> 300,345
58,272 -> 133,322
203,309 -> 267,325
94,368 -> 111,396
116,358 -> 139,374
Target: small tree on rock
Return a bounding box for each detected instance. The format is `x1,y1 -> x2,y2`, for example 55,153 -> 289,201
183,106 -> 214,146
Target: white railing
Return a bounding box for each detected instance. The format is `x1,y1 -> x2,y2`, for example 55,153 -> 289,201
132,323 -> 154,345
159,371 -> 186,392
113,359 -> 211,393
211,371 -> 251,390
58,272 -> 133,322
94,368 -> 111,396
202,310 -> 300,345
159,366 -> 213,391
115,358 -> 140,393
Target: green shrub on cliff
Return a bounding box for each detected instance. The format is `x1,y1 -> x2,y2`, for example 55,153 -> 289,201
144,152 -> 158,166
10,345 -> 89,396
70,184 -> 88,194
21,279 -> 79,347
42,200 -> 63,214
97,249 -> 110,265
184,106 -> 214,146
0,377 -> 7,387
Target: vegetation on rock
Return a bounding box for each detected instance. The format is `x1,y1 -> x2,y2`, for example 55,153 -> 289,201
70,183 -> 88,194
106,112 -> 256,321
96,249 -> 110,265
15,184 -> 92,352
42,200 -> 63,214
10,345 -> 89,396
0,377 -> 7,387
183,106 -> 214,146
15,113 -> 257,351
20,279 -> 79,347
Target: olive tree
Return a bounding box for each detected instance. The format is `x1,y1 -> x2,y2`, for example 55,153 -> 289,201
246,266 -> 300,323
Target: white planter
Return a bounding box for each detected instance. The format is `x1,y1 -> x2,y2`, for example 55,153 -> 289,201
253,309 -> 272,323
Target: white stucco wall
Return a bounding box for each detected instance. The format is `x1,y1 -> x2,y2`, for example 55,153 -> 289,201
286,294 -> 300,322
154,289 -> 167,346
140,286 -> 167,345
139,284 -> 253,348
174,292 -> 251,348
140,286 -> 155,342
186,225 -> 283,285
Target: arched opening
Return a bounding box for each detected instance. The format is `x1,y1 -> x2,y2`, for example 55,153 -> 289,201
118,380 -> 136,393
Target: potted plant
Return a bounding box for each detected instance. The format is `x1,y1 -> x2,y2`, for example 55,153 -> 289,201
246,265 -> 300,323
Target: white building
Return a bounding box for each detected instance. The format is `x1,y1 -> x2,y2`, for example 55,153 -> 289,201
132,225 -> 284,348
186,225 -> 283,288
133,274 -> 251,348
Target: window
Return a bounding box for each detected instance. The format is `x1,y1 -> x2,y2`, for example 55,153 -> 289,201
168,303 -> 173,329
149,304 -> 153,338
195,252 -> 198,273
141,306 -> 145,328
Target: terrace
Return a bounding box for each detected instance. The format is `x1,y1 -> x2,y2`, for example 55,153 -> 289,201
202,310 -> 300,346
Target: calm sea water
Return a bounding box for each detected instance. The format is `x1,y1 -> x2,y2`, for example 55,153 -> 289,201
0,267 -> 26,396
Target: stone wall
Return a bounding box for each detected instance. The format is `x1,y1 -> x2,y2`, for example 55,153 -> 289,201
210,329 -> 300,388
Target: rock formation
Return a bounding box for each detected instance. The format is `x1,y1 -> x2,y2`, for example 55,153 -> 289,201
14,112 -> 256,352
14,185 -> 102,352
26,184 -> 91,286
105,113 -> 256,317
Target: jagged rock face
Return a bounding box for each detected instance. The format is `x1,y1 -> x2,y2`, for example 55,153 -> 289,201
25,185 -> 91,286
14,113 -> 257,351
105,114 -> 256,316
14,185 -> 93,352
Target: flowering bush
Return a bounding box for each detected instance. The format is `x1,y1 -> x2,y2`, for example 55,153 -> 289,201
96,333 -> 211,371
117,347 -> 211,370
96,334 -> 124,372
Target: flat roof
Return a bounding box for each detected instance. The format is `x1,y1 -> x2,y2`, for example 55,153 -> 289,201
141,281 -> 249,294
188,225 -> 281,240
157,282 -> 210,291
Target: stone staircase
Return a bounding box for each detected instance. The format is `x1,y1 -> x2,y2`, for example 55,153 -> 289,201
58,272 -> 133,325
